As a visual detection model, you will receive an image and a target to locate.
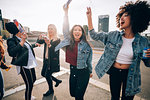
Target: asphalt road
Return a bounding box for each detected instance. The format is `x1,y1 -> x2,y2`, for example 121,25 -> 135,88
2,44 -> 150,100
34,46 -> 150,99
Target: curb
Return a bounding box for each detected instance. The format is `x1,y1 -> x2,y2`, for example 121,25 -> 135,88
4,57 -> 145,100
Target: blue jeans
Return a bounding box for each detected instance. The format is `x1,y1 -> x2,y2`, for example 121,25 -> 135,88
0,70 -> 4,100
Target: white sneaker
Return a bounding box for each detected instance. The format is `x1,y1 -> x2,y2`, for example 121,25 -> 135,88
31,96 -> 36,100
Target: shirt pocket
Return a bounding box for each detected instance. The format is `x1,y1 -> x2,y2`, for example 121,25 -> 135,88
81,49 -> 90,60
105,42 -> 116,53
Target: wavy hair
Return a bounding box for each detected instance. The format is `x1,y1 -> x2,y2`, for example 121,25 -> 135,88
68,25 -> 90,50
116,0 -> 150,34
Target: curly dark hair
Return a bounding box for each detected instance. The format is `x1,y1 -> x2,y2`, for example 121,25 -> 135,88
116,0 -> 150,34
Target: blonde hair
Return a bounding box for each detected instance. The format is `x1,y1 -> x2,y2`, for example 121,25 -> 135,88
47,24 -> 58,40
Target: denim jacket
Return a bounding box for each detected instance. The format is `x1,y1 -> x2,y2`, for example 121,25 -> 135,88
89,29 -> 150,96
55,16 -> 92,73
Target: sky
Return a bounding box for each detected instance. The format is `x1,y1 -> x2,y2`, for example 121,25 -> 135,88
0,0 -> 148,34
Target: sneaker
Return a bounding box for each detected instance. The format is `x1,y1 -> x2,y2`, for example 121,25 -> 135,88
43,90 -> 54,97
31,96 -> 36,100
55,80 -> 62,87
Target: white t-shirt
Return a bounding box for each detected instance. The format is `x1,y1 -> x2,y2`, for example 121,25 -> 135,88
116,36 -> 135,64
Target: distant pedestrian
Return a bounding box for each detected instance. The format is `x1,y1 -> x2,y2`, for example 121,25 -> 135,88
86,0 -> 150,100
5,22 -> 40,100
0,36 -> 11,100
55,5 -> 93,100
37,24 -> 62,96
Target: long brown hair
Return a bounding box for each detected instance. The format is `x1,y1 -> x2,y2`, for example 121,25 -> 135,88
68,25 -> 90,50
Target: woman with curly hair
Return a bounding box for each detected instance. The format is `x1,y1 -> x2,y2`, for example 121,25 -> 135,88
86,0 -> 150,100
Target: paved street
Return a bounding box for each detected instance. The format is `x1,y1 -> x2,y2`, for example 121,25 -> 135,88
1,44 -> 150,100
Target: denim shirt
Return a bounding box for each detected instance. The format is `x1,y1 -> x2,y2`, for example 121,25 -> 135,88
55,16 -> 92,73
89,29 -> 150,96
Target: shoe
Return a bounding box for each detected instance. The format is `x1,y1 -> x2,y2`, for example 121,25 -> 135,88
31,96 -> 36,100
55,80 -> 62,87
43,90 -> 54,96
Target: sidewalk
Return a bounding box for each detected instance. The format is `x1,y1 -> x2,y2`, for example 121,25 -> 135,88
2,69 -> 111,100
2,66 -> 144,100
1,47 -> 146,100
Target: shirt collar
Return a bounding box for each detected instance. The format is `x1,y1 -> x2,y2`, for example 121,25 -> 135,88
120,30 -> 125,36
79,39 -> 84,45
120,30 -> 140,38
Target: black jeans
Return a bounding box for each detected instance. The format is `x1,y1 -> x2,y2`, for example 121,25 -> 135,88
69,65 -> 90,100
0,70 -> 4,100
109,66 -> 134,100
45,72 -> 60,92
20,67 -> 36,100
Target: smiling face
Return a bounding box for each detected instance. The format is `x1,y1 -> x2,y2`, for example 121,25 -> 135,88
72,26 -> 82,41
48,26 -> 55,37
119,12 -> 132,30
47,24 -> 57,38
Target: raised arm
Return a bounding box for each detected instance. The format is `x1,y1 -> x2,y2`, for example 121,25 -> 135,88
63,5 -> 70,40
86,7 -> 109,44
7,38 -> 23,57
86,7 -> 93,31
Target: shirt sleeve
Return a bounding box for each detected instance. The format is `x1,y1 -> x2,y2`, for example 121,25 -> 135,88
89,29 -> 109,45
63,15 -> 71,40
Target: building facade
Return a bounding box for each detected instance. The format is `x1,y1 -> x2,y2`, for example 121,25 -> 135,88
98,15 -> 109,32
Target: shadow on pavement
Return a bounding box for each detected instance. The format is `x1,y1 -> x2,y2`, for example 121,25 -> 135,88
42,94 -> 57,100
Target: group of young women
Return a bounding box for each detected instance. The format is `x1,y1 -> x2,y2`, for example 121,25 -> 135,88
1,0 -> 150,100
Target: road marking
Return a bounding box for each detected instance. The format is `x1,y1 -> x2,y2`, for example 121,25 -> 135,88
35,57 -> 146,100
4,66 -> 68,97
4,57 -> 144,100
93,51 -> 104,55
